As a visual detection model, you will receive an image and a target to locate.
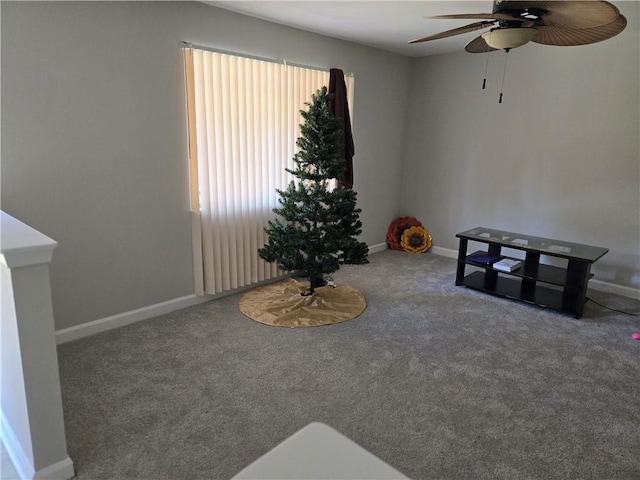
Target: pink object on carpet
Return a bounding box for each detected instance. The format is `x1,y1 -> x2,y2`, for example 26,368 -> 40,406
632,333 -> 640,341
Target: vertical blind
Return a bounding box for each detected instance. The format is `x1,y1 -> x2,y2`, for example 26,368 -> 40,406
184,47 -> 353,295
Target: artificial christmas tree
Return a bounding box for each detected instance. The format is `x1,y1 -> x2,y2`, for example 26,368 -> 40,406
258,87 -> 368,295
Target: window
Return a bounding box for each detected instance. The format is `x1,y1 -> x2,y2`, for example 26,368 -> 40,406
183,47 -> 354,295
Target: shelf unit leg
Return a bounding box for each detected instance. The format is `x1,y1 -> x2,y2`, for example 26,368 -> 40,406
520,252 -> 540,300
455,238 -> 468,286
564,260 -> 591,318
483,270 -> 498,290
483,243 -> 501,289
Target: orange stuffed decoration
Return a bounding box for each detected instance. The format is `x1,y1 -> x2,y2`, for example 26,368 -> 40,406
401,226 -> 432,253
386,216 -> 422,251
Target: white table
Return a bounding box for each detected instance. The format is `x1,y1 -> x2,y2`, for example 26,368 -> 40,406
232,422 -> 408,479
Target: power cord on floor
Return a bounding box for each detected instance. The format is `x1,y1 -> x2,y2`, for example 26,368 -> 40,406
586,297 -> 639,317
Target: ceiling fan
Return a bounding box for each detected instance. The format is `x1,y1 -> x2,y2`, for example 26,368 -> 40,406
409,0 -> 627,53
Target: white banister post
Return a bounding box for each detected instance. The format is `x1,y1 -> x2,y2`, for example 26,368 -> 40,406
1,211 -> 74,480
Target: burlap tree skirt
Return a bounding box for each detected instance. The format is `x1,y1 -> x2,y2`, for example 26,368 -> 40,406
238,277 -> 366,327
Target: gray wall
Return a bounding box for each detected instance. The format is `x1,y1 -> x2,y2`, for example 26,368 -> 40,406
402,1 -> 639,291
2,1 -> 638,334
1,2 -> 412,330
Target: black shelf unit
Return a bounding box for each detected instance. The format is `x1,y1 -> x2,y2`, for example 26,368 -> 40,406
456,228 -> 608,318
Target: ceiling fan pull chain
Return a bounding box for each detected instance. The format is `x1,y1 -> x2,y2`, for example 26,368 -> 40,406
482,32 -> 492,89
482,52 -> 489,89
499,48 -> 510,103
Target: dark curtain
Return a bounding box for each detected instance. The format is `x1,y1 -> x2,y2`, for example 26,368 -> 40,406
328,68 -> 355,189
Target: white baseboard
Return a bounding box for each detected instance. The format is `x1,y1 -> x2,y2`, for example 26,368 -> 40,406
0,410 -> 70,480
429,245 -> 640,299
589,279 -> 640,299
55,242 -> 637,344
368,242 -> 388,254
430,245 -> 458,259
1,409 -> 34,480
57,245 -> 389,344
56,246 -> 390,344
34,457 -> 75,480
55,294 -> 213,344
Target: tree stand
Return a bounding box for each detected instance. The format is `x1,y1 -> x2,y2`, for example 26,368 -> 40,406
304,274 -> 327,296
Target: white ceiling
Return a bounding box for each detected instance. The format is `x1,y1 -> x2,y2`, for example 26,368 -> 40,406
205,1 -> 501,57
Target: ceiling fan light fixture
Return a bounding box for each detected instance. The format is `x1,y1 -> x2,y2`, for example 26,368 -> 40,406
482,27 -> 538,50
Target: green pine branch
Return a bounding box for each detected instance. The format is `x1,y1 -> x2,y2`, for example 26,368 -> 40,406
258,86 -> 369,293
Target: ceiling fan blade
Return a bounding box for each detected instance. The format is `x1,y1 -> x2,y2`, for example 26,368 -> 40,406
465,35 -> 499,54
533,14 -> 627,46
427,13 -> 524,21
409,21 -> 495,44
504,1 -> 620,29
